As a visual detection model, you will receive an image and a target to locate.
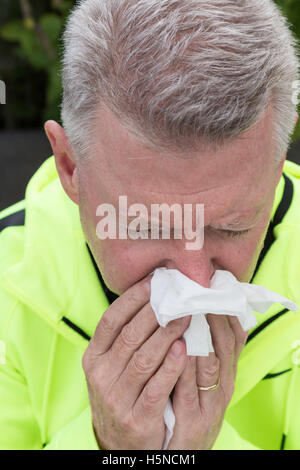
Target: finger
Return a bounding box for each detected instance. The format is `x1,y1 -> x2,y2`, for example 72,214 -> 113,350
117,316 -> 191,409
205,314 -> 235,403
226,316 -> 248,357
196,352 -> 221,410
171,353 -> 222,450
168,355 -> 200,445
106,301 -> 160,374
89,274 -> 152,356
227,315 -> 248,376
133,339 -> 187,424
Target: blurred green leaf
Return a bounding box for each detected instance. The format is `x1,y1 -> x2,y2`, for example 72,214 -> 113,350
40,13 -> 62,45
46,60 -> 62,106
51,0 -> 74,17
1,19 -> 26,42
1,19 -> 50,69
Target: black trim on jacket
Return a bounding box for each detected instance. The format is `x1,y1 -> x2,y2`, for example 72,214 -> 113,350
0,209 -> 25,232
249,173 -> 294,283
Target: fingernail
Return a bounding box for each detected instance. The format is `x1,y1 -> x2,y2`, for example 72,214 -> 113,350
170,341 -> 182,358
145,273 -> 153,292
145,279 -> 151,292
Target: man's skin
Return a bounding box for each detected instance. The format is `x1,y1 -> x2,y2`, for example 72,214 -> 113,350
44,101 -> 297,449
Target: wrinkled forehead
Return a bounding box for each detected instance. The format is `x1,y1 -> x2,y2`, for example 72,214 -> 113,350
90,101 -> 276,195
84,103 -> 277,226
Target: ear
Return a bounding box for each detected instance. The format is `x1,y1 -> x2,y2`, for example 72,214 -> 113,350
44,120 -> 79,205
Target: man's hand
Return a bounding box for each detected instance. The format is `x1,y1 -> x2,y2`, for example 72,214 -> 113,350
82,274 -> 248,450
167,314 -> 248,449
82,275 -> 190,450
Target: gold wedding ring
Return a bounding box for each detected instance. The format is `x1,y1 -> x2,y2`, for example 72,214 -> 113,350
197,376 -> 220,391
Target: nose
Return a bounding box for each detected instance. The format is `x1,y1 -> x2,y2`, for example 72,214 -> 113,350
161,249 -> 216,289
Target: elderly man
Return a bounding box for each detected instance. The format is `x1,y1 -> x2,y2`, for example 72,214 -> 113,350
0,0 -> 300,450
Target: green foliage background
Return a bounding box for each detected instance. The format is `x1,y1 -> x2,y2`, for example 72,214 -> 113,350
1,0 -> 300,141
0,0 -> 75,129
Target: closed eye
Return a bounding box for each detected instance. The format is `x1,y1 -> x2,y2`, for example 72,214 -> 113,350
223,228 -> 252,238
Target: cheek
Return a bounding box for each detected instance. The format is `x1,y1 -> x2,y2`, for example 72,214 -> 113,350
228,226 -> 269,282
218,198 -> 274,282
78,179 -> 99,239
205,221 -> 269,283
98,230 -> 267,292
95,239 -> 158,294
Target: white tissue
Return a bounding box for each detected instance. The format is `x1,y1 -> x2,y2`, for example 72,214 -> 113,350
150,267 -> 298,449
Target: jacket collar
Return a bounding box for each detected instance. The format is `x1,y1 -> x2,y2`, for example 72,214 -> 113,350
0,156 -> 110,344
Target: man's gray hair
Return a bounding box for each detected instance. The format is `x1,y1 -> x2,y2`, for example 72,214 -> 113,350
61,0 -> 300,163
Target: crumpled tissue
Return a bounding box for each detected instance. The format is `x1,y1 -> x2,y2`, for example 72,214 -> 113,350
150,267 -> 298,449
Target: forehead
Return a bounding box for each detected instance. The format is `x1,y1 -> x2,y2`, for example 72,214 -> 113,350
90,103 -> 276,217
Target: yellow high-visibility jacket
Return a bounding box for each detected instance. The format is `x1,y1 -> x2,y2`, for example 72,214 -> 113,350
0,155 -> 299,450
